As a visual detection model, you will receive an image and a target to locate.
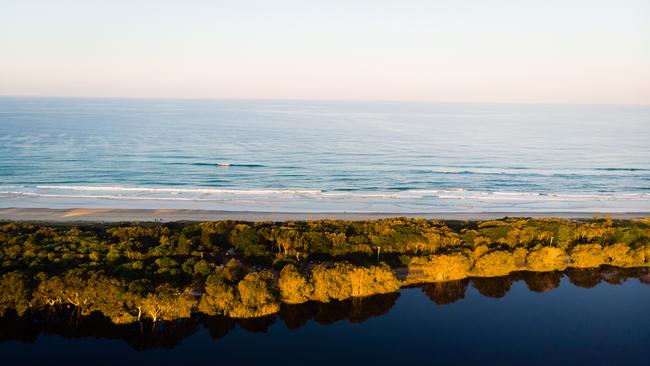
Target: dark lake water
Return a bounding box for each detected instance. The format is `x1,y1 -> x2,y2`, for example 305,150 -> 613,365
2,267 -> 649,366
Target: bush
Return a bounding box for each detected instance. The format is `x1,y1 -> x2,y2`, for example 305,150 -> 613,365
570,244 -> 605,268
472,251 -> 516,277
407,254 -> 471,282
279,264 -> 313,304
526,247 -> 568,272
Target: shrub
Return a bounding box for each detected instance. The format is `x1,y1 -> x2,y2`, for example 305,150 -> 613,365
407,254 -> 471,282
349,263 -> 400,297
472,251 -> 516,277
570,244 -> 605,268
230,271 -> 279,318
279,264 -> 313,304
526,247 -> 568,272
604,243 -> 637,267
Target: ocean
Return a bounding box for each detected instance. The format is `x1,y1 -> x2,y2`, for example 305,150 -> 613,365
1,97 -> 649,212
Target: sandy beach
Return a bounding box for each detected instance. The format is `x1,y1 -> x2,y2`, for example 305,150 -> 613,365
0,207 -> 647,223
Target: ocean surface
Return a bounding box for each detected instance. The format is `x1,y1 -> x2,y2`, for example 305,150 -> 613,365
1,97 -> 649,212
2,268 -> 649,366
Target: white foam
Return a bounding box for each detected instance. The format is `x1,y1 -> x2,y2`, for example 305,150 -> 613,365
35,185 -> 322,196
5,185 -> 646,204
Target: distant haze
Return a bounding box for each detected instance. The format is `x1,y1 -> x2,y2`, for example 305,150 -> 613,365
1,0 -> 649,104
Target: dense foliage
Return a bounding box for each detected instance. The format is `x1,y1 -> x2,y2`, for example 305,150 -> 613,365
1,217 -> 649,321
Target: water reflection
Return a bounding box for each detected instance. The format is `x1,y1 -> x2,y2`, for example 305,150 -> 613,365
520,271 -> 562,293
421,279 -> 469,304
1,266 -> 648,351
471,276 -> 513,298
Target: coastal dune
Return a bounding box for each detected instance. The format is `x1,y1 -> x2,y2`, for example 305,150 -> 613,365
1,207 -> 648,223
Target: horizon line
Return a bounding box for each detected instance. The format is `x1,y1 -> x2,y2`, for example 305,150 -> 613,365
1,94 -> 649,108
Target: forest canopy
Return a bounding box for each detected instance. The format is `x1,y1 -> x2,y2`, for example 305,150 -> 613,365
1,217 -> 649,322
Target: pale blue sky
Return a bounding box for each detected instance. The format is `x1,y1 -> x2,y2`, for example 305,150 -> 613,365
1,0 -> 649,104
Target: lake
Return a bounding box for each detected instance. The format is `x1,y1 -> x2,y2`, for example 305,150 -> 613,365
2,267 -> 649,366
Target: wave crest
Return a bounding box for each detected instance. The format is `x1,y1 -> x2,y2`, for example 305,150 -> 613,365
0,185 -> 642,203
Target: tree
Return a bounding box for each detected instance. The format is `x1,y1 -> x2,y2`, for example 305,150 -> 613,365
279,264 -> 313,304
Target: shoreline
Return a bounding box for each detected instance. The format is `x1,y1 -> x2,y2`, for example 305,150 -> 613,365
1,207 -> 649,223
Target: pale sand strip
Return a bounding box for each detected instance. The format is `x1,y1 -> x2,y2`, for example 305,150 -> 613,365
0,207 -> 648,223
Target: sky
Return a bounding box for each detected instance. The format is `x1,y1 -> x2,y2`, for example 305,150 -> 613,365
1,0 -> 649,104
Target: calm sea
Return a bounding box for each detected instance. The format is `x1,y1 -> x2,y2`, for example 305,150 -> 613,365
1,97 -> 649,212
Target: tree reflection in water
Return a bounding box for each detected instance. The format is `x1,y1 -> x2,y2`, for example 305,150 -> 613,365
1,266 -> 648,351
520,271 -> 562,293
565,268 -> 603,288
471,276 -> 513,298
421,279 -> 469,305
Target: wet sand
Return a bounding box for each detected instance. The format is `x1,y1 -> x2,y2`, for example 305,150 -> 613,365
0,207 -> 647,223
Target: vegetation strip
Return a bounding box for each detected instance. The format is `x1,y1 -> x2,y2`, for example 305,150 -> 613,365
1,217 -> 649,321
